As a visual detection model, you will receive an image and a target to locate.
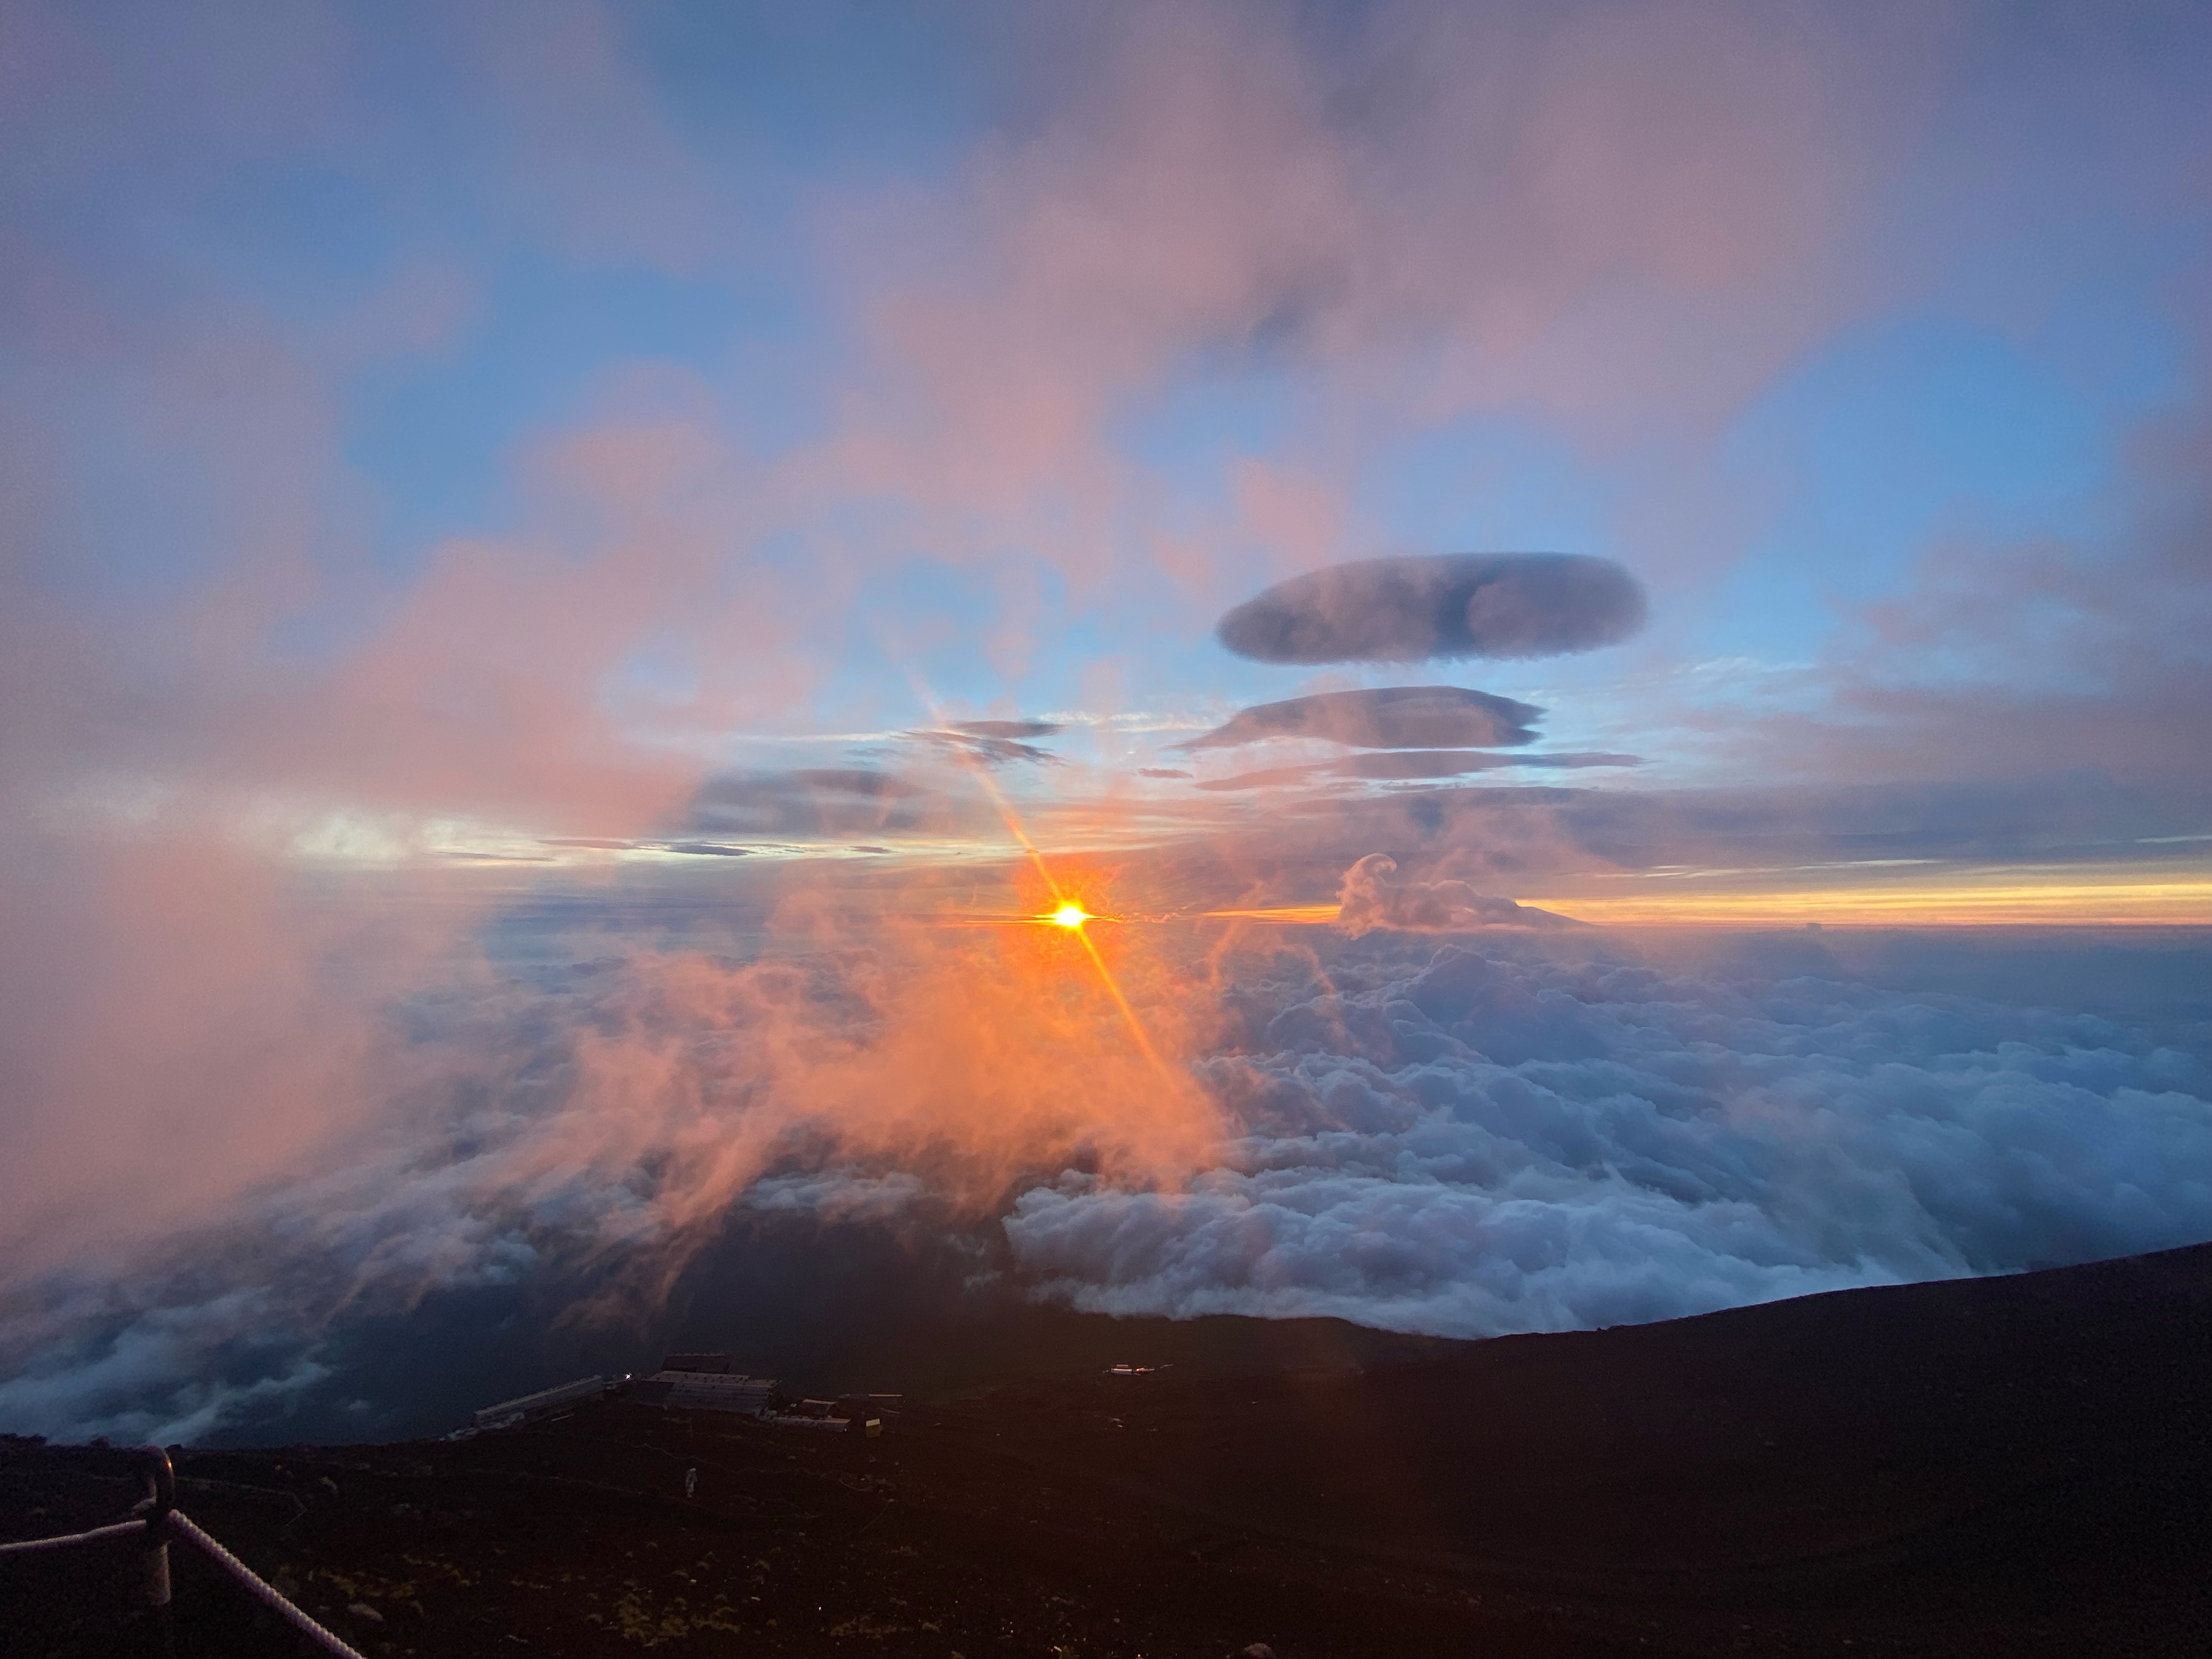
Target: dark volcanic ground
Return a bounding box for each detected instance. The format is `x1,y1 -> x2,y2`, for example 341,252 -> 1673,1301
5,1243 -> 2210,1659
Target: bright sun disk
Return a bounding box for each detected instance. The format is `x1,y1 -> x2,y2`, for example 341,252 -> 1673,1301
1049,902 -> 1091,928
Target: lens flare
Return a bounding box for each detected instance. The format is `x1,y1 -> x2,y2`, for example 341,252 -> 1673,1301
889,675 -> 1169,1080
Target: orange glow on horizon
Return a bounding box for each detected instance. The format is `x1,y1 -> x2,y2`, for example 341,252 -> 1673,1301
1521,876 -> 2212,928
1197,868 -> 2212,930
1200,904 -> 1343,924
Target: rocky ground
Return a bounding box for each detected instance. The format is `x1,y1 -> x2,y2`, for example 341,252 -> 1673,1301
5,1242 -> 2210,1658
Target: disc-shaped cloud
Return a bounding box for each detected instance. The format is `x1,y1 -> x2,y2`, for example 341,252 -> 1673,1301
949,719 -> 1063,740
1217,554 -> 1647,664
1178,686 -> 1542,752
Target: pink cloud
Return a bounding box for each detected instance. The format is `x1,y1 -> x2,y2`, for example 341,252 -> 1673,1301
1336,852 -> 1578,934
799,0 -> 1938,605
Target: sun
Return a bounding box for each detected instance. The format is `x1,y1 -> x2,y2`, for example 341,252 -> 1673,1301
1047,902 -> 1092,929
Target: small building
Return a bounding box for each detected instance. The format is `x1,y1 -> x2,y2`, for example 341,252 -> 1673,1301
623,1355 -> 885,1434
762,1398 -> 881,1437
469,1375 -> 620,1432
628,1369 -> 780,1414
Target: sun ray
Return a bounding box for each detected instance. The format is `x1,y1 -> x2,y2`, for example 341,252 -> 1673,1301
1072,919 -> 1170,1073
1199,904 -> 1343,924
890,666 -> 1174,1078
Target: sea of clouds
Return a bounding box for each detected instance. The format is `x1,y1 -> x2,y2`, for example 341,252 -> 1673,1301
1007,934 -> 2212,1332
2,915 -> 2208,1448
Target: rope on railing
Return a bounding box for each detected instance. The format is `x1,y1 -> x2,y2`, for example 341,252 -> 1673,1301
166,1508 -> 366,1659
0,1517 -> 148,1556
0,1446 -> 368,1659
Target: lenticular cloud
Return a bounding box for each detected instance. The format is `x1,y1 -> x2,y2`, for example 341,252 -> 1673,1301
1003,936 -> 2212,1336
1178,686 -> 1544,752
1216,554 -> 1649,664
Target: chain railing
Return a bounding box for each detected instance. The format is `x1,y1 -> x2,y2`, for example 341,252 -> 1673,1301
1,1445 -> 367,1659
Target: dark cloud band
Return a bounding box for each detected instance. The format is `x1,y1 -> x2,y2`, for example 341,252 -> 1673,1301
907,727 -> 1063,765
949,719 -> 1064,740
1335,749 -> 1639,780
1217,554 -> 1647,664
1179,686 -> 1542,752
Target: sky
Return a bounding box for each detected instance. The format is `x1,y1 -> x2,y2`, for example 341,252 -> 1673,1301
2,0 -> 2210,1444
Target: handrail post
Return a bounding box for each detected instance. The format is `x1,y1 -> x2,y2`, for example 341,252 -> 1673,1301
139,1444 -> 174,1605
139,1445 -> 176,1656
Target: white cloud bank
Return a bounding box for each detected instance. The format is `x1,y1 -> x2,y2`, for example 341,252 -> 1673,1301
1005,940 -> 2212,1334
2,927 -> 2208,1445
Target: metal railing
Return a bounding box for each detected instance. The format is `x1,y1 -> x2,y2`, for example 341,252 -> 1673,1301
0,1445 -> 366,1659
